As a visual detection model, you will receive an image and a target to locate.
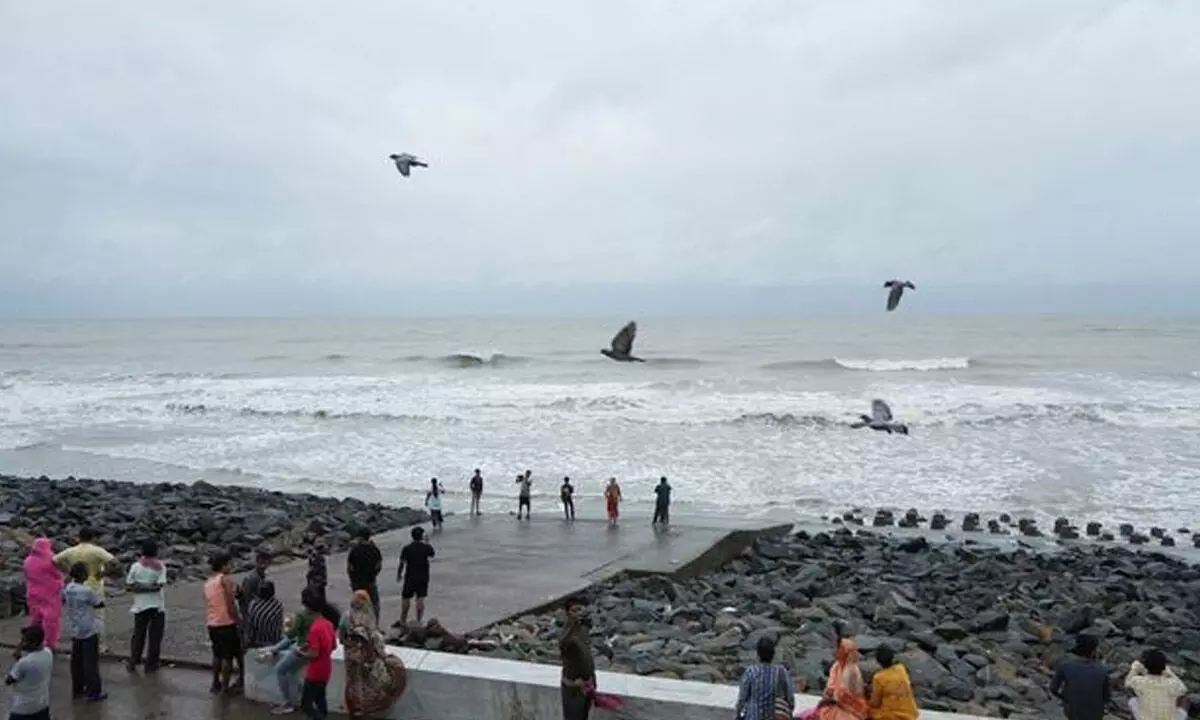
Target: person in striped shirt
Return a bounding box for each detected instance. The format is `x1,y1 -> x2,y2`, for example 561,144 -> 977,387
243,580 -> 284,650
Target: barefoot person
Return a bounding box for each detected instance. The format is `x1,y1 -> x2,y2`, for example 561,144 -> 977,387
397,527 -> 435,626
204,553 -> 243,695
469,469 -> 484,516
604,478 -> 622,527
516,472 -> 533,519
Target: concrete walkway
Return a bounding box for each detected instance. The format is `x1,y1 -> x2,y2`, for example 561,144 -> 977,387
2,514 -> 790,667
0,659 -> 277,719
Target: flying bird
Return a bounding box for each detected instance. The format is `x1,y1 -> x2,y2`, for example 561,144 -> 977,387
883,280 -> 916,312
601,321 -> 645,363
850,399 -> 909,435
389,153 -> 428,178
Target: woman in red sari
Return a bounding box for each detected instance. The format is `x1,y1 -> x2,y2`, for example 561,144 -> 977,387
604,478 -> 622,526
817,638 -> 871,720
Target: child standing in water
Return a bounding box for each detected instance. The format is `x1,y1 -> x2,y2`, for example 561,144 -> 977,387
604,478 -> 622,526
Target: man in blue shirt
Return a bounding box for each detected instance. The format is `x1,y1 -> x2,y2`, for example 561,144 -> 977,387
1050,634 -> 1109,720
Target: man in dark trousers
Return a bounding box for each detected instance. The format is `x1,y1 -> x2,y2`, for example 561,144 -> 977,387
346,527 -> 383,621
559,597 -> 596,720
397,526 -> 435,626
652,476 -> 672,525
560,477 -> 576,521
469,468 -> 484,516
1050,634 -> 1110,720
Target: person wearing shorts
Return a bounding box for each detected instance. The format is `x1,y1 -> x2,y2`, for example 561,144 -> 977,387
397,526 -> 435,626
204,553 -> 243,695
516,471 -> 533,519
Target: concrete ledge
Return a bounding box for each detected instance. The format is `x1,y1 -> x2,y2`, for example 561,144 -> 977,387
247,646 -> 981,720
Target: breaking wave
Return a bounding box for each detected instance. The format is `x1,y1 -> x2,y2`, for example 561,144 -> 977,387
392,353 -> 531,368
165,403 -> 458,424
763,356 -> 973,372
681,403 -> 1200,430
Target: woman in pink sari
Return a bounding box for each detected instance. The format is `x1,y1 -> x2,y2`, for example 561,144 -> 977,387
817,638 -> 871,720
23,537 -> 64,649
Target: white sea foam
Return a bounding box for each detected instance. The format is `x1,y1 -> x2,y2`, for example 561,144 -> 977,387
833,356 -> 972,372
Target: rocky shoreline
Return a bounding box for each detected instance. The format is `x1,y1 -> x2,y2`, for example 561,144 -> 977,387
826,506 -> 1197,548
479,527 -> 1200,719
0,474 -> 428,617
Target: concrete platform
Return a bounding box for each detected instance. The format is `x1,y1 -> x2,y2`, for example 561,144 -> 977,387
1,514 -> 790,666
0,658 -> 279,719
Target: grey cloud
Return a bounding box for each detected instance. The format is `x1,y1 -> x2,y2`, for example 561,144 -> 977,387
1,0 -> 1199,310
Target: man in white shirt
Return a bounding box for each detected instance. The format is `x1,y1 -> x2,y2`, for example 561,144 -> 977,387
6,625 -> 53,720
125,539 -> 168,673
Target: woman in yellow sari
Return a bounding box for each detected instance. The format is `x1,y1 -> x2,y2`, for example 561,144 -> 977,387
340,590 -> 407,718
818,638 -> 871,720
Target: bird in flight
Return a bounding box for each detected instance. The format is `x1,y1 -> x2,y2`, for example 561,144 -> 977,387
850,399 -> 910,434
882,280 -> 916,312
601,321 -> 645,363
389,153 -> 429,178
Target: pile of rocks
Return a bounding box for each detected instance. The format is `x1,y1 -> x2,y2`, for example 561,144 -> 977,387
836,507 -> 1192,548
0,474 -> 427,617
478,529 -> 1200,719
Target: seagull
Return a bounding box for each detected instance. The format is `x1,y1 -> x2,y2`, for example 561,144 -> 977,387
850,399 -> 910,435
883,280 -> 916,312
389,153 -> 429,178
601,321 -> 645,362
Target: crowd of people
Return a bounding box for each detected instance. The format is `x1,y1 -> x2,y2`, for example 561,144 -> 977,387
713,627 -> 1191,720
429,469 -> 674,527
7,500 -> 1195,720
7,523 -> 436,719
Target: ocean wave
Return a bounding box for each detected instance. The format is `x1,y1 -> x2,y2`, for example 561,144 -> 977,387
645,357 -> 710,368
723,412 -> 837,428
763,356 -> 972,372
696,402 -> 1200,430
391,353 -> 531,368
165,402 -> 459,424
540,396 -> 646,411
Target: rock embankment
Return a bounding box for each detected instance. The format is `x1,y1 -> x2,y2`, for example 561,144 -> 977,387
480,529 -> 1200,719
0,474 -> 427,617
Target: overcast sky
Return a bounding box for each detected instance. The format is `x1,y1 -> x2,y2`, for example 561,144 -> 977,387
2,1 -> 1199,316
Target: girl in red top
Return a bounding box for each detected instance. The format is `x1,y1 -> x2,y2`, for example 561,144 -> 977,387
298,588 -> 338,719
